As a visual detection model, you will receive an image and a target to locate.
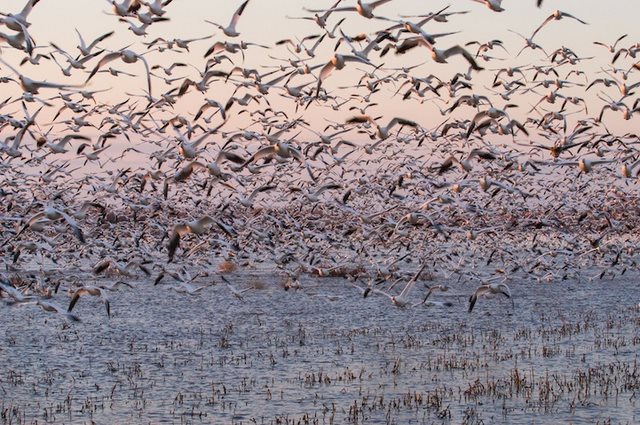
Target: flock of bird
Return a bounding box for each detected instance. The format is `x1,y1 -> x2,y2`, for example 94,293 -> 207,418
0,0 -> 639,321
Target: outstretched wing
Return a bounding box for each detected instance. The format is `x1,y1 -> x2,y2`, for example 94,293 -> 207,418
87,52 -> 122,82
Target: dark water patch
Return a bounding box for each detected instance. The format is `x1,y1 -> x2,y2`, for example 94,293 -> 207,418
0,274 -> 639,424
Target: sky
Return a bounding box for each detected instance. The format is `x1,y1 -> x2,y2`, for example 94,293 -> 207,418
1,0 -> 638,142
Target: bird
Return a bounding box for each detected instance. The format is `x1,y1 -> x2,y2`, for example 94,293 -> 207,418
508,29 -> 547,57
287,0 -> 343,29
587,77 -> 640,97
237,184 -> 278,208
174,129 -> 217,159
119,16 -> 169,37
289,182 -> 342,203
531,10 -> 588,39
0,58 -> 81,94
36,300 -> 81,322
468,280 -> 513,313
167,215 -> 235,261
0,26 -> 35,54
92,259 -> 151,277
75,29 -> 114,56
465,39 -> 508,58
144,0 -> 174,16
17,206 -> 85,243
392,212 -> 442,236
0,279 -> 36,304
594,94 -> 638,122
205,0 -> 250,37
220,275 -> 252,301
67,281 -> 132,318
166,281 -> 208,295
44,134 -> 91,154
593,34 -> 628,54
466,105 -> 518,137
346,115 -> 419,140
395,38 -> 483,71
109,0 -> 143,17
372,263 -> 427,307
0,0 -> 41,32
471,0 -> 505,13
420,284 -> 449,304
241,141 -> 304,167
171,160 -> 207,183
151,62 -> 187,76
193,98 -> 227,121
304,0 -> 394,20
86,49 -> 153,97
315,53 -> 372,96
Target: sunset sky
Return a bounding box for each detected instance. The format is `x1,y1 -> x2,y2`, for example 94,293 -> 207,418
1,0 -> 638,140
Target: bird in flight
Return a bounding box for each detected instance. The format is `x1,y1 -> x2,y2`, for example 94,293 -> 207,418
206,0 -> 250,37
468,280 -> 513,313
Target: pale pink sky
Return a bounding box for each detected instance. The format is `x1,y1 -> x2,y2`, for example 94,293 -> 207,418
1,0 -> 638,138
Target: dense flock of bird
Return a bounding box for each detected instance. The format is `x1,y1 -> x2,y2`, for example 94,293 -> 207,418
0,0 -> 639,321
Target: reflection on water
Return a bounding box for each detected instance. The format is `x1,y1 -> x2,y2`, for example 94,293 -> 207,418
1,273 -> 639,424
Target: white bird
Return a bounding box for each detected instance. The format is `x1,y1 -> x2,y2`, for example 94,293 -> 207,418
315,53 -> 372,95
119,17 -> 168,36
420,284 -> 449,304
593,34 -> 628,54
171,160 -> 207,183
174,129 -> 216,159
238,184 -> 278,208
396,38 -> 483,71
167,281 -> 208,295
75,29 -> 114,56
466,105 -> 518,137
68,281 -> 132,318
468,280 -> 513,312
392,212 -> 438,236
86,49 -> 153,97
0,103 -> 40,158
287,0 -> 343,29
45,134 -> 91,154
144,0 -> 173,16
372,263 -> 427,307
168,215 -> 215,258
0,58 -> 81,94
241,141 -> 304,167
437,149 -> 497,174
205,0 -> 250,37
193,98 -> 227,122
338,29 -> 385,61
109,0 -> 143,17
0,0 -> 41,32
305,0 -> 394,19
289,182 -> 342,202
220,276 -> 252,301
18,206 -> 85,243
0,279 -> 36,304
471,0 -> 504,13
346,115 -> 418,140
151,62 -> 187,76
0,26 -> 34,54
92,258 -> 151,277
531,10 -> 588,39
36,300 -> 81,322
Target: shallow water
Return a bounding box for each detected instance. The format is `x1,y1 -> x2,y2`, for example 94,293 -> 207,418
1,273 -> 639,424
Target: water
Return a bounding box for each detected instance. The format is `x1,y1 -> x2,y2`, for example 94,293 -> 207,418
1,273 -> 639,424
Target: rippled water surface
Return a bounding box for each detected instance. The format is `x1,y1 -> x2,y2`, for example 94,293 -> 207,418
1,273 -> 639,424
